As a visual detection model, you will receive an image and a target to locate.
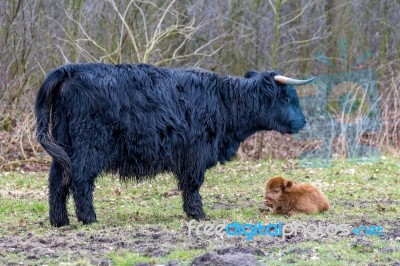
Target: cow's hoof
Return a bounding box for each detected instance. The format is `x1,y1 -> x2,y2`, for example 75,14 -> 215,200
187,211 -> 208,221
50,217 -> 70,227
81,219 -> 97,225
78,214 -> 97,225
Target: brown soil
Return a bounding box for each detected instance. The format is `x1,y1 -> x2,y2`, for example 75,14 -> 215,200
1,217 -> 399,265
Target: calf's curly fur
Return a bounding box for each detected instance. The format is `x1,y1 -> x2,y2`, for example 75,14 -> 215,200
264,176 -> 330,215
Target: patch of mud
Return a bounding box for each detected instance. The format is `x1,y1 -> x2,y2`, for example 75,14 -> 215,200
346,219 -> 400,241
380,246 -> 399,253
183,218 -> 400,247
0,188 -> 47,200
214,246 -> 265,256
334,199 -> 400,209
0,226 -> 177,265
1,218 -> 399,265
350,238 -> 373,252
90,258 -> 112,266
383,226 -> 400,240
212,202 -> 236,210
191,246 -> 265,266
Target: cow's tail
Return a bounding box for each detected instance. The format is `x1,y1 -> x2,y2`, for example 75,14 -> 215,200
35,68 -> 71,185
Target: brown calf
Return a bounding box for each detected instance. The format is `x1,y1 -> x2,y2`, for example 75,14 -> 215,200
264,176 -> 330,215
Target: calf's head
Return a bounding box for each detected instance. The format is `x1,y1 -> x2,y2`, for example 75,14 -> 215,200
264,176 -> 294,207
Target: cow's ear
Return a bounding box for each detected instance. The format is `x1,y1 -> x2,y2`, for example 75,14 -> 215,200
244,70 -> 259,78
283,180 -> 293,190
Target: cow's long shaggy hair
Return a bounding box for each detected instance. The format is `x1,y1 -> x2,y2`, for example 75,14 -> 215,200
35,63 -> 306,226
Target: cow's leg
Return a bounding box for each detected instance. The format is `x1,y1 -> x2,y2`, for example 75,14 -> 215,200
179,171 -> 206,220
70,153 -> 104,225
49,161 -> 70,227
71,178 -> 97,224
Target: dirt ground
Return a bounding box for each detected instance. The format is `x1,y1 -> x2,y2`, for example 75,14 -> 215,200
1,159 -> 399,265
1,214 -> 399,265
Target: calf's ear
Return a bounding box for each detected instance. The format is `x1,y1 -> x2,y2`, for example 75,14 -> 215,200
283,180 -> 293,190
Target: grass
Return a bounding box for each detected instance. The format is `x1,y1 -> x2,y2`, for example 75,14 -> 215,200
0,157 -> 399,265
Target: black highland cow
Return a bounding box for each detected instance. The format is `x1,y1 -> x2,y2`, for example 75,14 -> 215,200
35,63 -> 314,227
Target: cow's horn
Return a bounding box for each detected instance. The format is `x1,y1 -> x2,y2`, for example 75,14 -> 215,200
274,75 -> 316,85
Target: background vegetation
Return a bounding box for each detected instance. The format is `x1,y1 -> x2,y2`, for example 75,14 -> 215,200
1,0 -> 400,169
